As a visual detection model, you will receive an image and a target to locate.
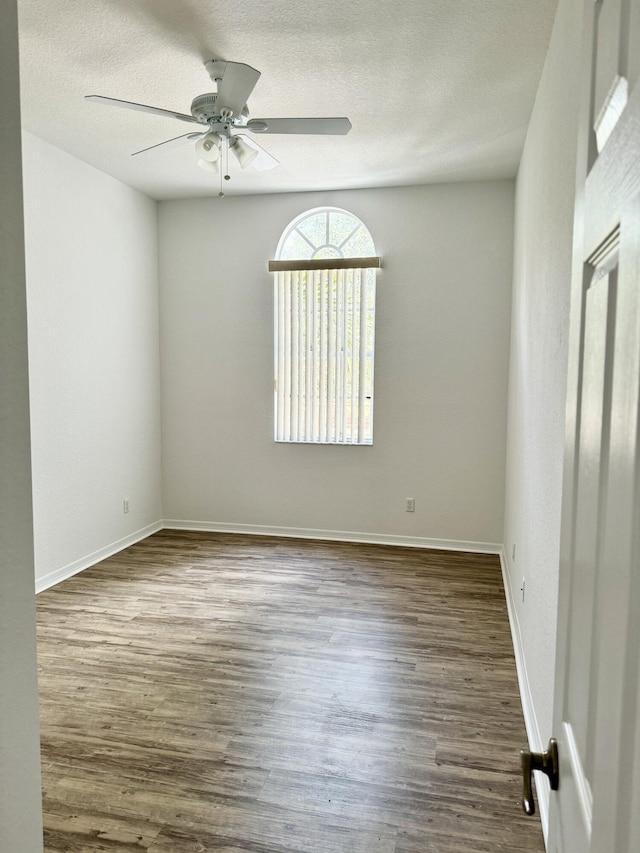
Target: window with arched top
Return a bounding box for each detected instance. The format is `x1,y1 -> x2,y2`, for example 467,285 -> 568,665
270,208 -> 380,445
276,207 -> 376,261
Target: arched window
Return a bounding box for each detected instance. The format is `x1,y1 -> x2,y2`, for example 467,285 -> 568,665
270,208 -> 379,445
276,207 -> 376,261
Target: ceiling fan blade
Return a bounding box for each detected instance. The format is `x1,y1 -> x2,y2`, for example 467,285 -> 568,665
132,132 -> 205,157
234,134 -> 280,171
205,60 -> 260,117
85,95 -> 198,125
247,117 -> 352,135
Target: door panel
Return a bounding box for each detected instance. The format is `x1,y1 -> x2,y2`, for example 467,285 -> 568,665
589,200 -> 640,853
550,0 -> 640,850
566,259 -> 616,777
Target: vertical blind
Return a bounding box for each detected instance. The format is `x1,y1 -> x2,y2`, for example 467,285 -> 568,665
272,261 -> 378,444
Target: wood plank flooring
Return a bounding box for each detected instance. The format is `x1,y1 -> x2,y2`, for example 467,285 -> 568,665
36,531 -> 545,852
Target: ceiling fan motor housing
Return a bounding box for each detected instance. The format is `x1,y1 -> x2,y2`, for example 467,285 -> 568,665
190,93 -> 219,123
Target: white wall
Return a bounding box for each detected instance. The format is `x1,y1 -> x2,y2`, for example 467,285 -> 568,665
0,2 -> 44,849
160,182 -> 514,546
22,133 -> 163,589
503,0 -> 582,811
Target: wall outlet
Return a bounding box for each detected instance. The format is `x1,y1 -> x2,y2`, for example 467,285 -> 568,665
405,498 -> 415,512
521,578 -> 526,602
123,498 -> 130,514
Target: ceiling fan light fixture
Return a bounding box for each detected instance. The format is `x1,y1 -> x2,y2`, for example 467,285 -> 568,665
195,132 -> 220,162
230,136 -> 259,169
197,157 -> 220,173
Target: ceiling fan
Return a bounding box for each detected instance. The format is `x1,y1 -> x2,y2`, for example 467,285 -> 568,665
86,60 -> 352,193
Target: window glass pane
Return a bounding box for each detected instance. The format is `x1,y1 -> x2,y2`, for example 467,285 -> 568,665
296,211 -> 328,248
313,245 -> 342,259
279,228 -> 314,260
341,227 -> 375,257
329,212 -> 360,249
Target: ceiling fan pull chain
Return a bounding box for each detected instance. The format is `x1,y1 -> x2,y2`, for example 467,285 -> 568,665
218,134 -> 227,197
217,134 -> 230,197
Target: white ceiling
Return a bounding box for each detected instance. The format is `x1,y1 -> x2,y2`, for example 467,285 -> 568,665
17,0 -> 558,200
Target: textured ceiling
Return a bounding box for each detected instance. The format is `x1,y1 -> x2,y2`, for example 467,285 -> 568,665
17,0 -> 558,200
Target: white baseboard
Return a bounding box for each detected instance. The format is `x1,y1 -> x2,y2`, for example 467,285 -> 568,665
162,519 -> 503,554
499,546 -> 549,846
34,521 -> 500,595
35,521 -> 164,594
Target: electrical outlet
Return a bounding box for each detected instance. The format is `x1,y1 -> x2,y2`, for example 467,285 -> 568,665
405,498 -> 415,512
123,498 -> 130,514
521,578 -> 526,602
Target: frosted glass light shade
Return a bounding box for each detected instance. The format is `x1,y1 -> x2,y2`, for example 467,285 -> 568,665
195,133 -> 220,162
197,158 -> 220,173
231,136 -> 259,169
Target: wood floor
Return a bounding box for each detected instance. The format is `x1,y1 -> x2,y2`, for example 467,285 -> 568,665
37,531 -> 545,852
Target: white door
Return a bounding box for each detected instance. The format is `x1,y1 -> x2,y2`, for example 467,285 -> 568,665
548,0 -> 640,850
